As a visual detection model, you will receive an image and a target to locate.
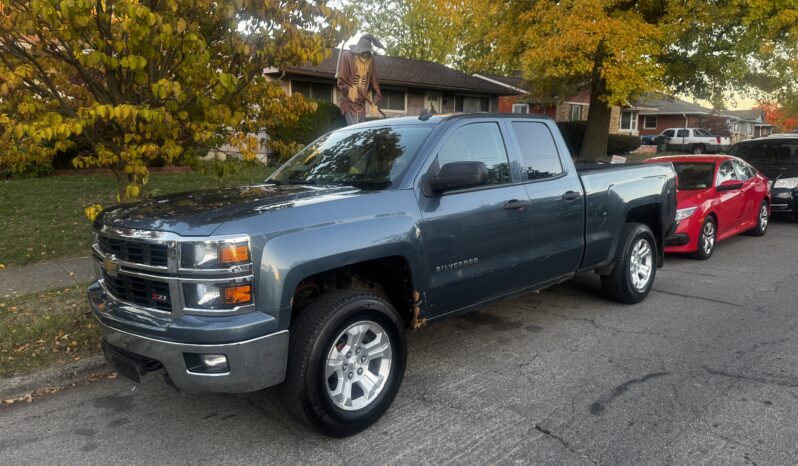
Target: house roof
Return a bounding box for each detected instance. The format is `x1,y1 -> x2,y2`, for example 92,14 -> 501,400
472,72 -> 527,93
635,95 -> 714,115
275,49 -> 514,95
722,109 -> 771,125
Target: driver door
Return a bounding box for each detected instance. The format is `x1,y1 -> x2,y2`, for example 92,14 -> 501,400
417,120 -> 530,316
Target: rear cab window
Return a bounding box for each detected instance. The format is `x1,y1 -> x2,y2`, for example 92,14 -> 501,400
510,122 -> 564,181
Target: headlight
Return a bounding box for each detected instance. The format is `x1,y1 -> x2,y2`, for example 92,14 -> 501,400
675,207 -> 697,222
773,177 -> 798,189
184,282 -> 253,310
181,240 -> 250,269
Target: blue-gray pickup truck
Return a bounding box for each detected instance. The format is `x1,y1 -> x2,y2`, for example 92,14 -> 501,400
88,114 -> 677,436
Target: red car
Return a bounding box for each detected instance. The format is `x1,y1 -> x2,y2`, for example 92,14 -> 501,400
644,154 -> 771,259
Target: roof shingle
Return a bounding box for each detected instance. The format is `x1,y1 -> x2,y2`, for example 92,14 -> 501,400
278,50 -> 514,95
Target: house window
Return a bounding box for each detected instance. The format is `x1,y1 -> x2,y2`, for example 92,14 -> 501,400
643,115 -> 657,129
620,111 -> 637,131
290,80 -> 333,102
569,105 -> 582,121
382,89 -> 406,111
455,95 -> 490,113
512,103 -> 530,114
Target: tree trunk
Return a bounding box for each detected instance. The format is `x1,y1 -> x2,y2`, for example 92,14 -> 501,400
578,77 -> 612,162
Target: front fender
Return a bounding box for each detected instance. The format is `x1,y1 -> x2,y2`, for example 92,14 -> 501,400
257,213 -> 426,329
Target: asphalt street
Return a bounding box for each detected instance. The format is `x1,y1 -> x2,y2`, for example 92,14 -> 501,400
2,220 -> 797,465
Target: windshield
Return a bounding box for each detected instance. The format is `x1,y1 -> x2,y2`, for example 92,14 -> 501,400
673,162 -> 715,190
270,125 -> 432,189
729,141 -> 798,168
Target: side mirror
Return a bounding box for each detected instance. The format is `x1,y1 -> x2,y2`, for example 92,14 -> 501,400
717,180 -> 743,191
428,161 -> 488,193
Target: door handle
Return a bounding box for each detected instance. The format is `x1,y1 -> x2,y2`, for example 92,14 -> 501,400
562,191 -> 581,201
504,199 -> 526,210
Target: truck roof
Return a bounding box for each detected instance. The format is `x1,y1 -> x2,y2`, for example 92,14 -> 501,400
345,113 -> 555,129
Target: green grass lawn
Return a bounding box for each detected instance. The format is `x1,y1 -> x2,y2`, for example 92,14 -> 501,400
0,162 -> 274,266
0,284 -> 99,378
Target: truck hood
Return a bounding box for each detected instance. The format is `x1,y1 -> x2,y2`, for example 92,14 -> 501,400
96,183 -> 362,236
676,188 -> 713,209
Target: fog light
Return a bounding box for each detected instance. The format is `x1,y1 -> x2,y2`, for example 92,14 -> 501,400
199,354 -> 229,372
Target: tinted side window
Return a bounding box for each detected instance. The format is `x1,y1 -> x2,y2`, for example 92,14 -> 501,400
716,161 -> 738,185
677,129 -> 689,138
437,122 -> 511,185
663,130 -> 675,137
511,122 -> 564,180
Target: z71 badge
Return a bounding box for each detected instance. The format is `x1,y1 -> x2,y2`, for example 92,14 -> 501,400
435,258 -> 479,272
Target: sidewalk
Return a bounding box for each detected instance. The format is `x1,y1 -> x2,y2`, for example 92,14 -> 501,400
0,256 -> 95,296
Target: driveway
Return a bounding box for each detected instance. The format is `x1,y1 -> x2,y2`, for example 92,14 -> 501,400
2,221 -> 797,465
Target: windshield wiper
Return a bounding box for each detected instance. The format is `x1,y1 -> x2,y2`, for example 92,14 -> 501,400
268,179 -> 317,185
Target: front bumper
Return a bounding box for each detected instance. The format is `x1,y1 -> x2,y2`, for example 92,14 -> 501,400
89,283 -> 289,393
770,189 -> 796,214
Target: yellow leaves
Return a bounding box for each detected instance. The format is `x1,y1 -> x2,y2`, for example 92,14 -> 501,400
126,185 -> 141,199
176,18 -> 187,33
84,204 -> 103,222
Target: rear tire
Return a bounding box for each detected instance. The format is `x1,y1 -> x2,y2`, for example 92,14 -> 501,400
601,223 -> 657,304
744,200 -> 769,236
691,217 -> 716,260
692,144 -> 706,154
280,290 -> 407,437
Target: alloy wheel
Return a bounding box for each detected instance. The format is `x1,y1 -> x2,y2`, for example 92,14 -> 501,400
702,220 -> 715,256
629,238 -> 653,291
325,320 -> 393,411
759,204 -> 768,232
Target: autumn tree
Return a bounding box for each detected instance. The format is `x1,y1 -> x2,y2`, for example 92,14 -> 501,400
347,0 -> 471,67
757,101 -> 798,132
442,0 -> 798,160
0,0 -> 350,201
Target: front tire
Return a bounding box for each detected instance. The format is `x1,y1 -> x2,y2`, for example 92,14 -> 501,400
692,144 -> 706,154
280,290 -> 407,437
691,217 -> 716,260
745,200 -> 769,236
601,223 -> 657,304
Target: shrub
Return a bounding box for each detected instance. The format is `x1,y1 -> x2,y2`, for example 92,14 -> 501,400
556,121 -> 641,158
269,100 -> 347,162
607,134 -> 641,155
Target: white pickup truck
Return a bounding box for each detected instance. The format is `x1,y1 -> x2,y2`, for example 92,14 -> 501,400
654,128 -> 731,154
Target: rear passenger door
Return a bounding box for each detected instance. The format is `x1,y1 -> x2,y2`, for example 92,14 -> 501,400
509,121 -> 585,286
732,159 -> 759,227
715,160 -> 746,233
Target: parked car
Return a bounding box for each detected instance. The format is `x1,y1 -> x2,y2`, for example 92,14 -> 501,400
729,135 -> 798,219
644,154 -> 770,259
654,128 -> 731,154
88,114 -> 677,436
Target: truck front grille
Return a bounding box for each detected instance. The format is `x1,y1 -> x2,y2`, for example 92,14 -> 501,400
98,236 -> 168,267
102,272 -> 172,311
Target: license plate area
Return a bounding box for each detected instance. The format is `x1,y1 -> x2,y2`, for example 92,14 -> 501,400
102,342 -> 163,383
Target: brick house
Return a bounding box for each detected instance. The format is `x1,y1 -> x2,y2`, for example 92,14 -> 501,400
634,95 -> 772,142
473,74 -> 647,136
265,50 -> 514,118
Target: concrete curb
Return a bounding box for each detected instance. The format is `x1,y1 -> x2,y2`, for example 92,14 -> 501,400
0,356 -> 108,399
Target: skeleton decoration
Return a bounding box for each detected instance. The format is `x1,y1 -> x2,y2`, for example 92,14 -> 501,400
336,34 -> 385,125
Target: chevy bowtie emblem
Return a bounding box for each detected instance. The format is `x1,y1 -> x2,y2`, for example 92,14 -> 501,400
103,257 -> 120,277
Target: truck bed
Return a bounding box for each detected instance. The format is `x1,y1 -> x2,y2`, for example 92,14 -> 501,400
575,163 -> 678,271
